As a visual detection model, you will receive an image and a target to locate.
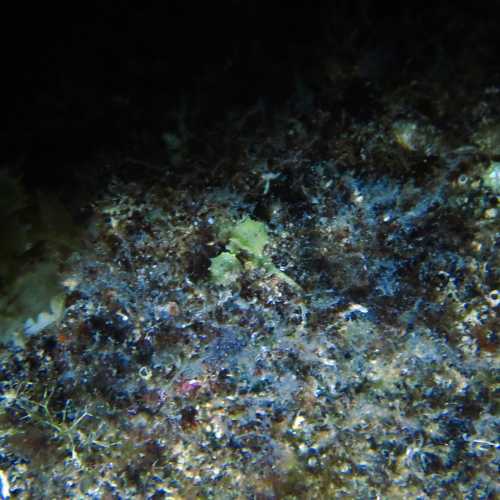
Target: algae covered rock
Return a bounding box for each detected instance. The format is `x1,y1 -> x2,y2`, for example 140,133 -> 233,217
0,171 -> 78,344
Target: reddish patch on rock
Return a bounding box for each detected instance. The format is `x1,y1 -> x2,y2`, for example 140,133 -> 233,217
177,378 -> 202,397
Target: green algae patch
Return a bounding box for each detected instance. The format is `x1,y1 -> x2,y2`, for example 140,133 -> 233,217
227,218 -> 269,258
210,218 -> 300,289
209,251 -> 243,285
482,161 -> 500,193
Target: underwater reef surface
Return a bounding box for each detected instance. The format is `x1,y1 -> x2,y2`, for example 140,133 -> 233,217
1,25 -> 499,500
